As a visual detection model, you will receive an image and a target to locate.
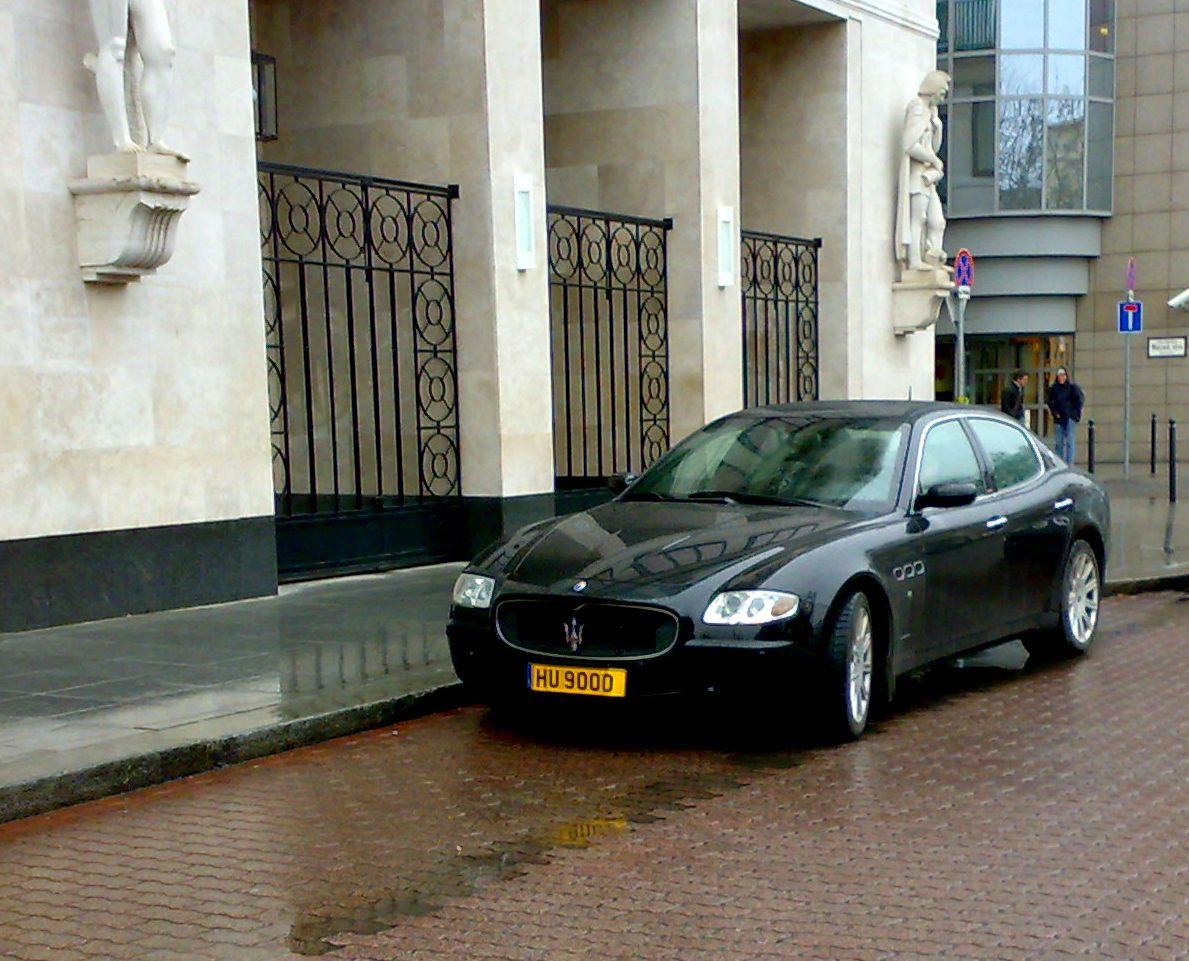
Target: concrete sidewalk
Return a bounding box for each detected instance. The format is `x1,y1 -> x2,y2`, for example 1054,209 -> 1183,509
1,469 -> 1186,824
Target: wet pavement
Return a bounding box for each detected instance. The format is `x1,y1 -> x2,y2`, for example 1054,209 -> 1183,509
0,466 -> 1186,824
0,589 -> 1184,961
0,564 -> 464,823
1103,468 -> 1189,587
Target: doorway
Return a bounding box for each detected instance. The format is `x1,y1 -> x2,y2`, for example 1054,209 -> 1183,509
938,334 -> 1074,435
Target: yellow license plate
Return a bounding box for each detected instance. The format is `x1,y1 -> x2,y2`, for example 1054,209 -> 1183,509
528,663 -> 626,697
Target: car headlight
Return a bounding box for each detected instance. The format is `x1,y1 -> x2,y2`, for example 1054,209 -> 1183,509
703,590 -> 800,625
452,573 -> 495,609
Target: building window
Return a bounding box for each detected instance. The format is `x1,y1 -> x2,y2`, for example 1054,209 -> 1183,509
937,0 -> 1114,217
1089,0 -> 1114,53
1001,0 -> 1043,48
1045,99 -> 1085,209
998,98 -> 1043,209
1047,0 -> 1088,50
953,0 -> 996,51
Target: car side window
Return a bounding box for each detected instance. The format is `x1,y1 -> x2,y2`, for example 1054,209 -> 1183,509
918,421 -> 985,493
968,418 -> 1043,490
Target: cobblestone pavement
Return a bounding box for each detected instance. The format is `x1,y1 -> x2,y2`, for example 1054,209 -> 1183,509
0,592 -> 1185,961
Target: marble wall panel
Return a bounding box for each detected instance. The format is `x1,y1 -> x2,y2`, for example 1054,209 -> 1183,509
0,1 -> 274,542
14,10 -> 90,110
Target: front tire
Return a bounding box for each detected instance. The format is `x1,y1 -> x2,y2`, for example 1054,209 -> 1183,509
1024,539 -> 1101,661
821,591 -> 876,741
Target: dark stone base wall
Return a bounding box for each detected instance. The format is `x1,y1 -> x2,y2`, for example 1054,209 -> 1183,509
0,517 -> 278,634
2,491 -> 614,632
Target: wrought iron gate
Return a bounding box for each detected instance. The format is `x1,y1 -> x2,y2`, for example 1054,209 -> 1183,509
740,230 -> 821,406
547,206 -> 671,487
259,162 -> 462,577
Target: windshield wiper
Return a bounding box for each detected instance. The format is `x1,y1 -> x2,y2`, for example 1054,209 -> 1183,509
684,490 -> 829,508
770,494 -> 830,508
679,490 -> 736,504
621,490 -> 680,502
629,489 -> 830,508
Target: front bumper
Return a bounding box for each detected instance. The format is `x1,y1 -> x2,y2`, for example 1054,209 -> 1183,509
446,618 -> 820,702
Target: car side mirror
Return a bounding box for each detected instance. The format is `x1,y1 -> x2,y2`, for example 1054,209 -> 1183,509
915,481 -> 979,511
607,471 -> 639,495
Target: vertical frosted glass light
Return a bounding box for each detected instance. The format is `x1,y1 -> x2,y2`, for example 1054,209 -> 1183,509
717,206 -> 735,288
514,175 -> 534,270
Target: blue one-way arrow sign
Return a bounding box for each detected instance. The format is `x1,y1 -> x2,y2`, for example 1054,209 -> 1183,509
1118,300 -> 1143,333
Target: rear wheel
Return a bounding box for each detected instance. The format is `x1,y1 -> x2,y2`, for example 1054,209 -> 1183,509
1024,539 -> 1101,661
820,590 -> 876,741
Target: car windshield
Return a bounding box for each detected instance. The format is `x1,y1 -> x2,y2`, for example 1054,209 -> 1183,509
626,415 -> 910,512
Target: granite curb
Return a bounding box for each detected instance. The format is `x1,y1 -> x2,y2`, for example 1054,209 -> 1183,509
0,681 -> 471,825
1104,573 -> 1189,596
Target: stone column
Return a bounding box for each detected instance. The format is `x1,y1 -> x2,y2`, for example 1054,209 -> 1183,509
667,0 -> 742,443
453,0 -> 554,499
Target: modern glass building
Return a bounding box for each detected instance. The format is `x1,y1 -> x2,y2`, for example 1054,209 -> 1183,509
939,0 -> 1115,216
934,0 -> 1116,436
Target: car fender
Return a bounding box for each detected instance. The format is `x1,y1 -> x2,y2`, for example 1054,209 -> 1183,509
772,544 -> 902,661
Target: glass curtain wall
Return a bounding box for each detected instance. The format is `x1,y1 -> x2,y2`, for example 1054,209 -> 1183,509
937,0 -> 1114,216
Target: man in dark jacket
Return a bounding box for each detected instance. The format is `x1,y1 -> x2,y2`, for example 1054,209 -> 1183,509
1046,366 -> 1085,464
1000,370 -> 1028,423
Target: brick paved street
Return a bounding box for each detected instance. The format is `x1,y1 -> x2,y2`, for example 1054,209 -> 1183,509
0,592 -> 1185,961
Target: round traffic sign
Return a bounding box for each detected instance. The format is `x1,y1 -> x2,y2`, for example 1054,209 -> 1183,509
954,248 -> 975,288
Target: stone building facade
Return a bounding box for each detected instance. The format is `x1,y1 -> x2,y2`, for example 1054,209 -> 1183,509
1,0 -> 941,632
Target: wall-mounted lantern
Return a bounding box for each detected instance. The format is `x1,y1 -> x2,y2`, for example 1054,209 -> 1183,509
252,51 -> 278,142
717,206 -> 736,288
514,174 -> 536,271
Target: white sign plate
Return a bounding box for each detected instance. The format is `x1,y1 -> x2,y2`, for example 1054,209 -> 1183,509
1147,336 -> 1187,358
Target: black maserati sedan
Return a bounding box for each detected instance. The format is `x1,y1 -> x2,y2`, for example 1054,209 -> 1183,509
447,401 -> 1110,741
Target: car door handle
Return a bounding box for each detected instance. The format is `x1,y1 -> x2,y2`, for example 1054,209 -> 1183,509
985,516 -> 1008,530
1053,498 -> 1073,510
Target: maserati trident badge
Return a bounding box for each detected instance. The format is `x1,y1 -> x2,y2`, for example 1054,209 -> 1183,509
573,579 -> 587,592
563,616 -> 585,652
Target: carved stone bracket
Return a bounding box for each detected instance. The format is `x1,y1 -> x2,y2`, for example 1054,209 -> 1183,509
68,153 -> 200,284
892,264 -> 953,335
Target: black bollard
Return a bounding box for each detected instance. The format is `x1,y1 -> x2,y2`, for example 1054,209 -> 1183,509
1151,412 -> 1158,475
1170,419 -> 1178,504
1087,419 -> 1095,473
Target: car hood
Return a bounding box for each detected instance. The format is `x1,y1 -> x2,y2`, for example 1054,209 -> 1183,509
481,499 -> 862,598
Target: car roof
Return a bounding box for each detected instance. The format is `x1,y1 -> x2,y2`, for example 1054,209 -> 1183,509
730,400 -> 982,426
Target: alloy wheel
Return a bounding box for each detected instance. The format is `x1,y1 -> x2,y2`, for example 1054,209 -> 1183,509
1065,548 -> 1100,648
848,602 -> 874,726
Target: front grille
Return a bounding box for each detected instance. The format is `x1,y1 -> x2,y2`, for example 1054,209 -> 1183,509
495,599 -> 680,659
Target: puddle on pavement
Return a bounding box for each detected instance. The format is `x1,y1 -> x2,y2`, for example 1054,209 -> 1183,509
286,763 -> 789,955
552,815 -> 630,847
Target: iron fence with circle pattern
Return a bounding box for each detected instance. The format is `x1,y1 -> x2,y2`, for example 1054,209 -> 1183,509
741,230 -> 821,407
547,205 -> 672,486
259,163 -> 461,518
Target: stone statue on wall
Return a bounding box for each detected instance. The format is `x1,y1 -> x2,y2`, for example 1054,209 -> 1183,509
85,0 -> 188,161
895,70 -> 950,273
70,0 -> 198,284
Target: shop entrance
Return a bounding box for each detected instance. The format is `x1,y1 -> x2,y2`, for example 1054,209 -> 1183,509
936,335 -> 1073,435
